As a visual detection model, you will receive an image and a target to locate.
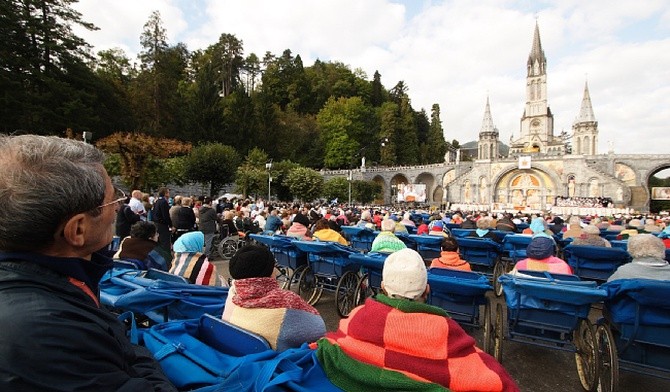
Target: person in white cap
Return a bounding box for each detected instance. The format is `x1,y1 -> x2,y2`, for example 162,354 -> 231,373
313,248 -> 518,391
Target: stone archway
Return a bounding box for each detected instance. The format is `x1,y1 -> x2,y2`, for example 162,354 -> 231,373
415,172 -> 436,203
372,175 -> 387,204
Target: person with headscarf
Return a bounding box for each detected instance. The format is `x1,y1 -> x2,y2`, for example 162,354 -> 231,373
511,237 -> 572,275
169,231 -> 221,286
524,217 -> 553,239
286,213 -> 313,241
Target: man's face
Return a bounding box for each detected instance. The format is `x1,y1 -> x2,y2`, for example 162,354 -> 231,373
87,173 -> 118,253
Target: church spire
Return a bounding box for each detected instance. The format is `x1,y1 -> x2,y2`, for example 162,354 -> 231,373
574,81 -> 596,124
478,96 -> 499,160
527,21 -> 546,77
479,96 -> 498,135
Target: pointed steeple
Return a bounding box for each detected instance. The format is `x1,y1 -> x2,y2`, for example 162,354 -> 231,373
527,21 -> 546,76
479,96 -> 498,135
574,81 -> 596,124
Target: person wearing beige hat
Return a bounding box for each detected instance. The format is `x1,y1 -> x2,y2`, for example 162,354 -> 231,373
572,225 -> 612,247
313,248 -> 519,391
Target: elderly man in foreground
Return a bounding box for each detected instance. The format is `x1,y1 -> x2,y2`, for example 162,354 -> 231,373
0,135 -> 175,391
314,248 -> 519,391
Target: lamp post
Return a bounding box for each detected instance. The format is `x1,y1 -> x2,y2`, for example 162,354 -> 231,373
347,169 -> 353,205
265,160 -> 273,202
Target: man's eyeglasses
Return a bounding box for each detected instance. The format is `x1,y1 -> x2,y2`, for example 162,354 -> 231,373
97,188 -> 127,210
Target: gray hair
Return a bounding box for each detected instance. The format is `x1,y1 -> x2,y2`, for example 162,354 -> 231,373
0,135 -> 106,251
568,215 -> 581,226
360,210 -> 371,221
627,234 -> 666,260
476,216 -> 493,230
381,218 -> 396,232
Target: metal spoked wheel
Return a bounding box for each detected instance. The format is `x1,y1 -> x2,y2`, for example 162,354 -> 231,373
354,274 -> 375,307
297,266 -> 323,306
493,302 -> 504,363
575,319 -> 600,392
275,265 -> 293,290
482,300 -> 493,355
335,271 -> 359,318
493,260 -> 507,297
218,237 -> 239,260
595,324 -> 619,392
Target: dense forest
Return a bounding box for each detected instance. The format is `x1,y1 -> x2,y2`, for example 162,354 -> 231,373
0,2 -> 454,162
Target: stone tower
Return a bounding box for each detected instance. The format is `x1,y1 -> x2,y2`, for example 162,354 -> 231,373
478,96 -> 499,160
572,81 -> 599,155
509,22 -> 566,156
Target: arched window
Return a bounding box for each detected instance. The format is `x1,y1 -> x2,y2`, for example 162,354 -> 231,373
583,136 -> 590,155
530,81 -> 535,100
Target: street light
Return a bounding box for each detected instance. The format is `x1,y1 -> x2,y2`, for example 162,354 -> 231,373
347,169 -> 353,205
265,159 -> 273,202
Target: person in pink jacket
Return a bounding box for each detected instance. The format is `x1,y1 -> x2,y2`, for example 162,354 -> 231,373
512,236 -> 573,275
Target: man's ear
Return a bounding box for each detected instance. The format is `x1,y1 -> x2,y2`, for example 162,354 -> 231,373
60,213 -> 88,247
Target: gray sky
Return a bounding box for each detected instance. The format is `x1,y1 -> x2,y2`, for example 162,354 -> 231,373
73,0 -> 670,154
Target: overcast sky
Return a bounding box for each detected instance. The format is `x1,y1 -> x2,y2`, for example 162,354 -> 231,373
72,0 -> 670,155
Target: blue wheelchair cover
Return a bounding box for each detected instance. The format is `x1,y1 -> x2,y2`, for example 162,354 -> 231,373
428,268 -> 492,297
499,273 -> 606,318
601,279 -> 670,327
250,233 -> 275,247
292,241 -> 358,266
143,317 -> 276,389
100,268 -> 228,322
349,252 -> 387,289
563,244 -> 632,272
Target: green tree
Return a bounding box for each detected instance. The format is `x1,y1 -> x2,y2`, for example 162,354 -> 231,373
317,96 -> 374,169
424,104 -> 447,163
235,148 -> 269,198
183,143 -> 240,196
271,160 -> 300,201
379,102 -> 398,166
138,10 -> 168,133
352,180 -> 382,204
322,176 -> 350,203
284,167 -> 323,202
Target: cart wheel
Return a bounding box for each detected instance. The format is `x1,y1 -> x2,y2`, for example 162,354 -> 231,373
493,260 -> 507,297
218,238 -> 238,259
336,271 -> 359,318
574,319 -> 599,392
595,324 -> 619,392
298,266 -> 322,306
275,266 -> 292,290
354,273 -> 374,306
493,302 -> 504,363
482,299 -> 493,355
288,265 -> 306,292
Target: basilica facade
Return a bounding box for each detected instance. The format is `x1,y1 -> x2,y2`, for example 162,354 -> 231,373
323,22 -> 669,213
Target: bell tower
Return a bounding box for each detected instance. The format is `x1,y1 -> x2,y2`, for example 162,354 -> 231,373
572,81 -> 599,155
478,96 -> 499,160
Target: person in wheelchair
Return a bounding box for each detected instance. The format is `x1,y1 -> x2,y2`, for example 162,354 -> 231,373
223,244 -> 326,351
0,135 -> 175,391
169,231 -> 222,286
314,248 -> 518,391
313,218 -> 349,245
510,236 -> 573,275
370,218 -> 407,253
430,236 -> 472,271
114,221 -> 171,270
607,234 -> 670,282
